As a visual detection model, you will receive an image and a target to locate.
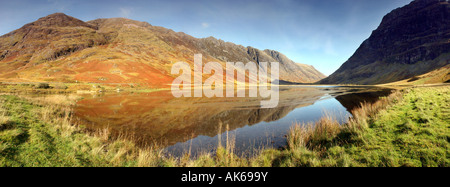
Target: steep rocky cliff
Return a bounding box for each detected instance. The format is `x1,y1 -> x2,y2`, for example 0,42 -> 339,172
321,0 -> 450,85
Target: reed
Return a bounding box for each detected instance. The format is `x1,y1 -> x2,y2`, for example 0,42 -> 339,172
1,86 -> 447,167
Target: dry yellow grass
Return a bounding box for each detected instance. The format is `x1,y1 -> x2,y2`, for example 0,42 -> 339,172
0,93 -> 173,167
23,94 -> 81,106
348,90 -> 403,129
2,90 -> 396,167
3,86 -> 446,167
0,97 -> 9,128
289,89 -> 404,152
382,64 -> 450,86
288,114 -> 341,150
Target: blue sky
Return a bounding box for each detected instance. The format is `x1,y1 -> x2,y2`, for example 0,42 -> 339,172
0,0 -> 412,75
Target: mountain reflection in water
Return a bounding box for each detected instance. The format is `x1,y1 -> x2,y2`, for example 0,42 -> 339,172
73,86 -> 394,156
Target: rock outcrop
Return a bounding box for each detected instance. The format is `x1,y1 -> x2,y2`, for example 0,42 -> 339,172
321,0 -> 450,85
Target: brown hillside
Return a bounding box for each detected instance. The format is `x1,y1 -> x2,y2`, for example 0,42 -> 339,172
0,13 -> 325,86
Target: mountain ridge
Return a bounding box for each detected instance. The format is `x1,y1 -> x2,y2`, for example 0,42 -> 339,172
0,13 -> 325,86
320,0 -> 450,85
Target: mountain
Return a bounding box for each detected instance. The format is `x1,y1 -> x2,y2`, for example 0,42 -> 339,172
0,13 -> 325,87
321,0 -> 450,85
381,64 -> 450,85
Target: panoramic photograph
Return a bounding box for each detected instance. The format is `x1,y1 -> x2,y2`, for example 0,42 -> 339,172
0,0 -> 448,175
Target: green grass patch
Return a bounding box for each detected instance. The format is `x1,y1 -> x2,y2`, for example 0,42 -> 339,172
0,95 -> 156,166
271,87 -> 449,167
0,86 -> 448,167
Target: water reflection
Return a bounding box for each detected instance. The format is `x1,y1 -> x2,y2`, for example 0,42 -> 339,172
73,86 -> 393,156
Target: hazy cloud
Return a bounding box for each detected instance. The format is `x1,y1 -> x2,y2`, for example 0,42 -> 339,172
324,39 -> 338,56
47,0 -> 71,11
201,22 -> 210,29
120,7 -> 132,18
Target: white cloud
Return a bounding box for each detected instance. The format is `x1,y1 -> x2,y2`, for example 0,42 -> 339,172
120,7 -> 132,18
201,22 -> 210,29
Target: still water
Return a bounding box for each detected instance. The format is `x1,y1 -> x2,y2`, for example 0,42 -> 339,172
73,86 -> 393,156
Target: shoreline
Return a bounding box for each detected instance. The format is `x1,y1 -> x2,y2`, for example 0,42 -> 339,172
0,85 -> 448,167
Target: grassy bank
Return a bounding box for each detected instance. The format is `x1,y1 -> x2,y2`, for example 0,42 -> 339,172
0,86 -> 449,167
276,86 -> 449,167
0,82 -> 167,94
0,95 -> 166,166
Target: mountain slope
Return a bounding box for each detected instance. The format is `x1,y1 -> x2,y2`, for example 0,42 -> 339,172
0,13 -> 325,86
321,0 -> 450,85
381,64 -> 450,85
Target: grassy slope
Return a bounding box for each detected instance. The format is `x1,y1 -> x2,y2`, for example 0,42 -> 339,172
0,95 -> 166,167
350,87 -> 449,166
0,86 -> 449,167
382,64 -> 450,86
278,87 -> 449,167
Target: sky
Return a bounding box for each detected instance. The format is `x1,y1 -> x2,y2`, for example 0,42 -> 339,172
0,0 -> 413,76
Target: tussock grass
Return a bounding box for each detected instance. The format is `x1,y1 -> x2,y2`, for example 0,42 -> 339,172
0,94 -> 247,167
24,94 -> 81,106
0,98 -> 10,130
0,94 -> 164,167
283,87 -> 448,167
0,86 -> 448,167
288,114 -> 340,150
287,90 -> 402,153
